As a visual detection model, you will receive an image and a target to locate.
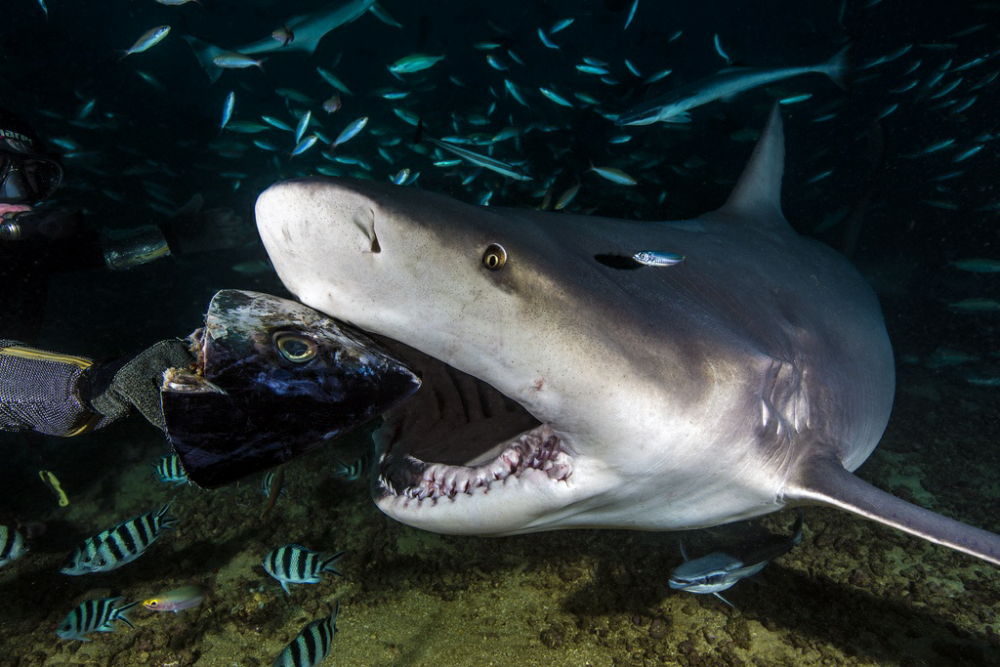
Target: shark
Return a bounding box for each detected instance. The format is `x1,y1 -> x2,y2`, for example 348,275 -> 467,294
183,0 -> 375,83
254,106 -> 1000,567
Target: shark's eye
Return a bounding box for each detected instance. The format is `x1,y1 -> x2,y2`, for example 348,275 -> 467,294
483,243 -> 507,270
274,332 -> 318,363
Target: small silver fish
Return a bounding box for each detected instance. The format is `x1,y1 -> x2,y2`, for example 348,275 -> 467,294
295,111 -> 312,144
332,117 -> 368,148
213,52 -> 266,71
388,54 -> 444,75
589,165 -> 637,186
220,91 -> 235,133
120,26 -> 171,60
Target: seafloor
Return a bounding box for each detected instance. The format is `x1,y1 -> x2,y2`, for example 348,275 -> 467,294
0,358 -> 998,667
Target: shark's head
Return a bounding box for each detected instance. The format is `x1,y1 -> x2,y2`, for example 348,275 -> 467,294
255,178 -> 722,535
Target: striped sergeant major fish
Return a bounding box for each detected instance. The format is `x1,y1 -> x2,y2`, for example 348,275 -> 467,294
153,454 -> 188,486
56,597 -> 138,641
331,449 -> 373,482
263,544 -> 344,594
616,46 -> 849,125
0,525 -> 29,568
61,500 -> 178,575
272,601 -> 340,667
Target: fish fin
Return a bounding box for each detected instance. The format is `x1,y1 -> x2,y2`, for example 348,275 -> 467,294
716,104 -> 787,225
786,454 -> 1000,565
790,508 -> 805,545
181,35 -> 225,84
280,581 -> 290,595
821,44 -> 851,90
713,592 -> 735,608
412,118 -> 425,146
665,112 -> 692,124
321,550 -> 346,576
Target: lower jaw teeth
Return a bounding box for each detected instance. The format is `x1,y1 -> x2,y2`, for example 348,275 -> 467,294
380,427 -> 569,500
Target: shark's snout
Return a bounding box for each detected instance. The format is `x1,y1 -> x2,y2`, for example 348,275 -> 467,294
256,178 -> 381,259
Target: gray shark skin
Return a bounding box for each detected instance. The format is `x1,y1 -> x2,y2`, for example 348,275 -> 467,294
184,0 -> 374,82
254,106 -> 1000,566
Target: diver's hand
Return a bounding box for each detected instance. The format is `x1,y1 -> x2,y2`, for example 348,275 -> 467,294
88,340 -> 195,432
163,194 -> 250,255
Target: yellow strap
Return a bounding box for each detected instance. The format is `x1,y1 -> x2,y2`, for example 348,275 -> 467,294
0,346 -> 93,370
65,412 -> 102,437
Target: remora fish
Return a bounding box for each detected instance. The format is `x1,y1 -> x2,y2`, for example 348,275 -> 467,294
160,290 -> 420,488
183,0 -> 375,82
255,106 -> 1000,568
669,510 -> 804,606
616,46 -> 849,125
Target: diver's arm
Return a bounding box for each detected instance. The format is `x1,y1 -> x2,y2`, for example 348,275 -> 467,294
0,338 -> 193,436
102,195 -> 247,269
2,197 -> 246,271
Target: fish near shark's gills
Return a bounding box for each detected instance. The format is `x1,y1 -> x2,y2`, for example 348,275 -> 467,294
182,0 -> 375,83
254,106 -> 1000,567
160,290 -> 420,489
616,45 -> 850,126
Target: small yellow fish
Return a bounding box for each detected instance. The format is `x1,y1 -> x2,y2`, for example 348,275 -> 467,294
39,470 -> 69,506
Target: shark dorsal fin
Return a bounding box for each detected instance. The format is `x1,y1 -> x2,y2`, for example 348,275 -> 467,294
718,104 -> 786,225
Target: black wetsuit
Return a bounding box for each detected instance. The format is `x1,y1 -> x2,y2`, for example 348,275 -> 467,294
0,206 -> 103,341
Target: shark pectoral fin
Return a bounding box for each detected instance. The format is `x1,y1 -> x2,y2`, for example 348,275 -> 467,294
665,112 -> 692,123
787,455 -> 1000,566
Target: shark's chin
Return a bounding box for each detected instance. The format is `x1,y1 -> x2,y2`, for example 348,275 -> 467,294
373,423 -> 578,535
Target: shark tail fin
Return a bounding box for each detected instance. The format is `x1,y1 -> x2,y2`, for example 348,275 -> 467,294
820,44 -> 851,90
182,35 -> 224,84
716,104 -> 786,225
786,455 -> 1000,566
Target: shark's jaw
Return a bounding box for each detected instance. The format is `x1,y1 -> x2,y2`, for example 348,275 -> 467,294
374,423 -> 576,530
365,345 -> 594,535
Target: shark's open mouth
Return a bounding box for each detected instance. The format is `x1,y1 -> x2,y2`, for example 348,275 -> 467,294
370,340 -> 574,506
376,424 -> 572,502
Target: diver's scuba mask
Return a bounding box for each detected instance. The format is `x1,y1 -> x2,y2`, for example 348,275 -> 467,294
0,153 -> 63,205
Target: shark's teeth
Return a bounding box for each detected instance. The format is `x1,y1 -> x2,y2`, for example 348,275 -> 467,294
377,425 -> 571,501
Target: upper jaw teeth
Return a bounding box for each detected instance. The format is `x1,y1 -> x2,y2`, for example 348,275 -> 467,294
377,424 -> 572,501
